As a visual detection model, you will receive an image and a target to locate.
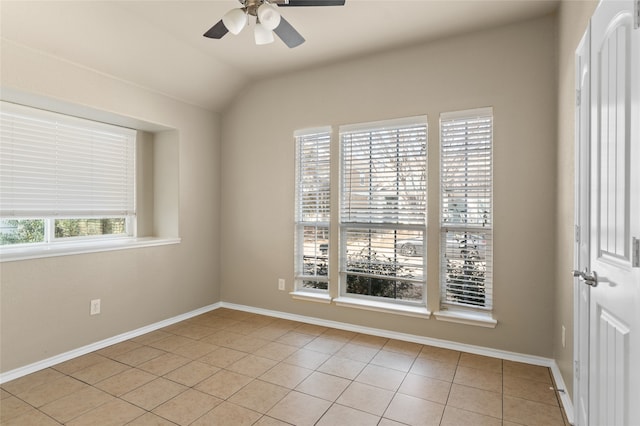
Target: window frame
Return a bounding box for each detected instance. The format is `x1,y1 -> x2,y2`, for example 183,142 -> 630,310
438,107 -> 494,314
338,116 -> 428,308
293,127 -> 332,295
0,101 -> 141,258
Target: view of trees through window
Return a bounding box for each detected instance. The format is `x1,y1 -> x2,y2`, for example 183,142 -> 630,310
0,218 -> 127,245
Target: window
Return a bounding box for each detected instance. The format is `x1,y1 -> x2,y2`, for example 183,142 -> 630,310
0,101 -> 136,248
340,117 -> 427,305
440,108 -> 493,311
294,127 -> 331,293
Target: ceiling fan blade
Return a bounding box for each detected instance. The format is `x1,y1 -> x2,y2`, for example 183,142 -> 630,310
203,20 -> 229,39
277,0 -> 345,5
274,16 -> 305,48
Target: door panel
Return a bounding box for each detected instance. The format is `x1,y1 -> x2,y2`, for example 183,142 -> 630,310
589,1 -> 639,425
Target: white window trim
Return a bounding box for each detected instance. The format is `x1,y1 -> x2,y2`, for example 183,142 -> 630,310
290,291 -> 332,304
0,236 -> 181,263
334,296 -> 431,319
434,308 -> 497,328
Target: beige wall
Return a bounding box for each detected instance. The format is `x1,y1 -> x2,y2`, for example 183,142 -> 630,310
0,40 -> 222,372
221,15 -> 558,357
554,0 -> 598,398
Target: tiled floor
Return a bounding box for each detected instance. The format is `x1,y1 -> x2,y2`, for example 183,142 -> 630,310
1,308 -> 569,425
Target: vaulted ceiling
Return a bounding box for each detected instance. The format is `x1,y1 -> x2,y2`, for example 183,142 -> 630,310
0,0 -> 559,112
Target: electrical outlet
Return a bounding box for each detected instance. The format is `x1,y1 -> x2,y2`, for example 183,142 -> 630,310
278,279 -> 285,291
562,325 -> 566,348
90,299 -> 101,315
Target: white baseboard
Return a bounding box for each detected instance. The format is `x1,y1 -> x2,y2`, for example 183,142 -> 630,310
0,299 -> 575,425
0,302 -> 221,384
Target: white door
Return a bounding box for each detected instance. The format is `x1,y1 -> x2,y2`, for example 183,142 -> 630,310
587,1 -> 640,425
574,25 -> 591,426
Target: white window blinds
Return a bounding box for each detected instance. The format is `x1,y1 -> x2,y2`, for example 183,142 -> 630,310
340,117 -> 427,303
294,127 -> 331,291
340,117 -> 427,226
0,102 -> 136,218
440,107 -> 493,309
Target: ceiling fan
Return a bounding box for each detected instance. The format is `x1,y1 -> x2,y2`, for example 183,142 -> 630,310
203,0 -> 346,48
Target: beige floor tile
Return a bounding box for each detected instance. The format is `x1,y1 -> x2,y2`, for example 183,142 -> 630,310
304,336 -> 346,355
148,335 -> 195,353
112,346 -> 166,367
171,340 -> 218,360
227,379 -> 289,413
440,405 -> 502,426
127,412 -> 177,425
152,389 -> 222,425
384,393 -> 445,426
458,353 -> 502,374
267,391 -> 331,426
198,346 -> 247,368
283,348 -> 330,370
355,363 -> 406,391
169,324 -> 219,340
321,328 -> 357,342
163,361 -> 219,387
195,369 -> 252,399
1,368 -> 64,396
66,398 -> 145,426
447,384 -> 502,419
504,360 -> 553,384
317,355 -> 366,380
397,373 -> 451,404
259,362 -> 313,388
316,403 -> 380,426
94,368 -> 156,396
18,375 -> 88,407
97,340 -> 144,359
121,377 -> 187,411
254,415 -> 292,425
227,354 -> 278,377
130,330 -> 173,346
0,389 -> 11,399
246,325 -> 290,341
378,418 -> 406,426
276,331 -> 317,347
224,320 -> 264,335
409,357 -> 457,382
201,330 -> 245,347
383,339 -> 423,356
334,342 -> 380,363
371,350 -> 417,372
191,401 -> 261,426
2,407 -> 62,426
138,352 -> 190,376
504,374 -> 559,406
418,346 -> 461,365
39,386 -> 114,423
351,333 -> 388,349
70,358 -> 130,385
52,353 -> 108,375
295,371 -> 350,402
225,336 -> 271,353
503,395 -> 565,426
253,341 -> 299,361
296,323 -> 329,336
453,365 -> 503,393
336,381 -> 394,416
0,396 -> 33,423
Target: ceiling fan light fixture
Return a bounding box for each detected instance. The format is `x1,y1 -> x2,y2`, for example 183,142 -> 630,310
222,8 -> 248,35
254,22 -> 274,45
257,3 -> 281,31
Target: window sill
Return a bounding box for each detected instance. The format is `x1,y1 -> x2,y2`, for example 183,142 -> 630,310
290,291 -> 332,304
434,309 -> 497,328
333,297 -> 431,319
0,237 -> 181,262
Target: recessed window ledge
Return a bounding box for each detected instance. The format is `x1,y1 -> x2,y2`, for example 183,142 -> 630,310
434,309 -> 497,328
0,237 -> 181,262
290,291 -> 332,304
333,297 -> 431,319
